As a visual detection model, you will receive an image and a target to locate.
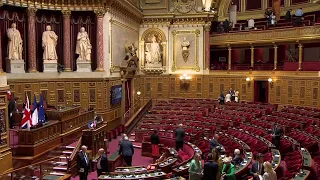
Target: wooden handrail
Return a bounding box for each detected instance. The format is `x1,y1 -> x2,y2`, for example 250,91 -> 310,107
69,137 -> 82,161
1,155 -> 64,175
125,99 -> 152,135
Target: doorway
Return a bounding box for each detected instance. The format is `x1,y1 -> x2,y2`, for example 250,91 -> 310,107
254,81 -> 269,103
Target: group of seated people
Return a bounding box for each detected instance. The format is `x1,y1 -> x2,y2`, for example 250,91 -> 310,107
188,148 -> 276,180
216,7 -> 305,33
218,88 -> 240,104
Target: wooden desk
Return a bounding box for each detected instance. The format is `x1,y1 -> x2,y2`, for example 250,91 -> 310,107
43,174 -> 71,180
16,121 -> 61,156
46,106 -> 81,121
98,171 -> 166,179
82,122 -> 108,157
300,148 -> 312,168
292,170 -> 310,180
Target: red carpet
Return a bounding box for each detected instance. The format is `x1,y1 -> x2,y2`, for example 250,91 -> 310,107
71,135 -> 152,180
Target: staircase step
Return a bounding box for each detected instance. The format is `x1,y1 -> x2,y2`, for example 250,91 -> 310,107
129,139 -> 135,142
50,172 -> 66,176
130,133 -> 135,136
65,146 -> 75,149
62,151 -> 73,154
53,166 -> 68,171
56,161 -> 68,165
59,156 -> 68,160
133,144 -> 142,148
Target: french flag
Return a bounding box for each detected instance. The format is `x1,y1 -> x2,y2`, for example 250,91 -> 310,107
31,94 -> 38,126
21,95 -> 32,130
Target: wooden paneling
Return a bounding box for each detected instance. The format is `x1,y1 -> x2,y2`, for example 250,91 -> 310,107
134,75 -> 320,108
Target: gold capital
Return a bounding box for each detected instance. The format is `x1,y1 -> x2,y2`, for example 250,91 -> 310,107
62,10 -> 72,18
204,23 -> 211,32
94,9 -> 105,17
27,8 -> 37,16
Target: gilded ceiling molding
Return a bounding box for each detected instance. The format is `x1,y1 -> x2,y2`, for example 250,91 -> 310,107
3,0 -> 105,11
108,0 -> 143,24
141,13 -> 216,26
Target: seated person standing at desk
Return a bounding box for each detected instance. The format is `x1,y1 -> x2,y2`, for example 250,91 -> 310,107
150,130 -> 160,162
119,136 -> 134,166
96,148 -> 108,177
205,134 -> 221,152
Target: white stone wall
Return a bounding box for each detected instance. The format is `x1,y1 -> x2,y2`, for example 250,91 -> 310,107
103,10 -> 140,77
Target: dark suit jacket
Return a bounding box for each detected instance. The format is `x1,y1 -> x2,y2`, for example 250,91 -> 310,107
272,126 -> 282,139
97,154 -> 108,172
8,100 -> 15,114
250,162 -> 264,179
150,134 -> 160,145
77,152 -> 89,172
231,155 -> 243,165
119,140 -> 134,157
175,128 -> 185,142
203,161 -> 218,180
210,139 -> 220,151
285,11 -> 291,19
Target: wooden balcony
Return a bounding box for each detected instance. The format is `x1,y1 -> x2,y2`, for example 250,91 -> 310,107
210,25 -> 320,47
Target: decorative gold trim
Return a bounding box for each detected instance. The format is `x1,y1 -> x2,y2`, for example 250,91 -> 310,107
140,28 -> 166,74
172,29 -> 200,72
110,19 -> 139,73
210,25 -> 320,46
139,0 -> 168,10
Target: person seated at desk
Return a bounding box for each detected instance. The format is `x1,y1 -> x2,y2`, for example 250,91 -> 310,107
222,157 -> 236,180
231,149 -> 243,166
96,148 -> 109,177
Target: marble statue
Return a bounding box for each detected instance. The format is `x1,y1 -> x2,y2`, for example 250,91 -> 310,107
145,35 -> 161,64
181,37 -> 190,62
76,27 -> 92,61
42,25 -> 58,60
7,23 -> 23,60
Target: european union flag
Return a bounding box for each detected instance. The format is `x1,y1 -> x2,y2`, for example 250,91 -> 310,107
38,94 -> 45,124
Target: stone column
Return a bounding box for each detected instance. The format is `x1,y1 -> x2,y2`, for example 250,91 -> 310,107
228,46 -> 232,70
298,43 -> 303,71
250,45 -> 255,69
27,8 -> 38,72
273,44 -> 278,70
62,10 -> 72,71
204,23 -> 211,70
94,9 -> 104,72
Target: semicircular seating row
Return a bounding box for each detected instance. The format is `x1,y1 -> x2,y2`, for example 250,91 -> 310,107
130,99 -> 320,180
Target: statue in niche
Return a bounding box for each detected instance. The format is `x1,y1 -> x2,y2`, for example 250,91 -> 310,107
145,34 -> 162,66
42,25 -> 58,61
7,23 -> 23,60
76,27 -> 92,61
181,37 -> 190,62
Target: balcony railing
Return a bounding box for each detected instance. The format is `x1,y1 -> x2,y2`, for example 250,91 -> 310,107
210,25 -> 320,46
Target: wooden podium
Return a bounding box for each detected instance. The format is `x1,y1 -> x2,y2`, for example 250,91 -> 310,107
82,122 -> 108,157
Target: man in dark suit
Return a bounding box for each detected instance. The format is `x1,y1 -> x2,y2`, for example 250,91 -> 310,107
119,136 -> 134,166
77,145 -> 89,180
203,153 -> 219,180
271,122 -> 282,149
285,9 -> 292,22
96,148 -> 108,177
250,153 -> 264,180
175,124 -> 185,151
205,134 -> 221,152
8,97 -> 16,129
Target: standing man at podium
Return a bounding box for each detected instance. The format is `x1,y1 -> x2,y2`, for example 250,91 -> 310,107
77,145 -> 89,180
